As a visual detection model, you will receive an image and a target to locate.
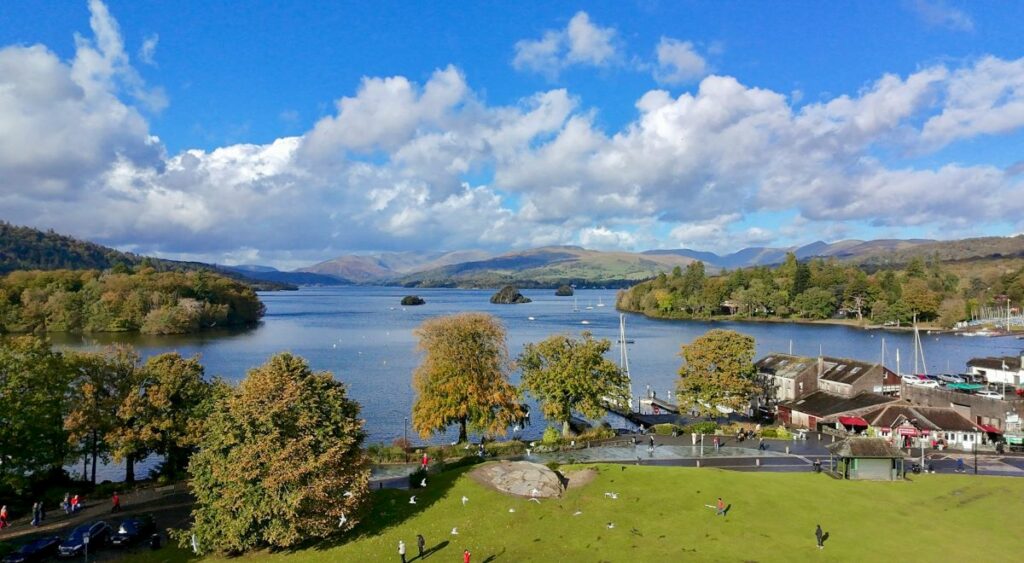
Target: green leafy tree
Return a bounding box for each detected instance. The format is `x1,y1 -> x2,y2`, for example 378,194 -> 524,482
108,353 -> 213,481
677,330 -> 757,416
180,353 -> 370,554
792,287 -> 837,319
0,336 -> 72,491
64,345 -> 143,483
519,332 -> 630,437
412,313 -> 523,442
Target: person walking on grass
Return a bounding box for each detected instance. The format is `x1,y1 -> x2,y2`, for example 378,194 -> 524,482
463,548 -> 471,563
716,497 -> 726,517
815,524 -> 824,549
416,534 -> 425,557
398,539 -> 407,563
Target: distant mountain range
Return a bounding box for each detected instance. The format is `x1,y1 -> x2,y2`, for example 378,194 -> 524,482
4,221 -> 1023,289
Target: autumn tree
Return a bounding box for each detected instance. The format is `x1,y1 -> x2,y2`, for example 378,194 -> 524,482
0,336 -> 73,490
519,332 -> 629,437
411,313 -> 522,443
677,329 -> 758,417
108,353 -> 214,481
181,353 -> 370,554
64,345 -> 143,483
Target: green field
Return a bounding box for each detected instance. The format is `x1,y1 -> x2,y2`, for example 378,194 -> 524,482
134,464 -> 1023,562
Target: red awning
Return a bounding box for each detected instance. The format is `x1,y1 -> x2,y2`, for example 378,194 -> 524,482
979,424 -> 1002,434
838,416 -> 869,427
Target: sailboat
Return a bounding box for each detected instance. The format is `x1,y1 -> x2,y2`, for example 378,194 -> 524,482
618,314 -> 634,411
572,296 -> 580,313
597,297 -> 605,307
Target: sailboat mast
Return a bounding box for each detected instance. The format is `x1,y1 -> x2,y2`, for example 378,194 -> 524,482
619,314 -> 633,411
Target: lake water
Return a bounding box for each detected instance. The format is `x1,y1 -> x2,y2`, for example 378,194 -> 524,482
52,286 -> 1022,480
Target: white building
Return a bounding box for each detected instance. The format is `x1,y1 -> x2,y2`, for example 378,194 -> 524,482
966,351 -> 1024,386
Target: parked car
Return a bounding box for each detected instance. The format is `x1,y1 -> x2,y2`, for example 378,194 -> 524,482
937,373 -> 965,384
976,390 -> 1004,399
907,376 -> 939,388
2,537 -> 60,563
58,521 -> 111,558
110,514 -> 156,547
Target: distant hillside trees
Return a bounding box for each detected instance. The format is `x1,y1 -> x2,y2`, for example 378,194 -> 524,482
0,269 -> 264,334
618,252 -> 1024,327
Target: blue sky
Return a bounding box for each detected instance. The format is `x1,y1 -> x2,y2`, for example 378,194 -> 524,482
1,1 -> 1023,267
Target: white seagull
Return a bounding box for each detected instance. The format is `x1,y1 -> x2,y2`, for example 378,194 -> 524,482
525,448 -> 532,456
508,508 -> 515,513
604,492 -> 619,500
343,491 -> 353,498
530,488 -> 540,497
451,527 -> 459,535
409,496 -> 417,505
461,496 -> 469,506
338,513 -> 347,528
573,510 -> 583,516
420,478 -> 427,488
607,522 -> 615,529
529,498 -> 541,504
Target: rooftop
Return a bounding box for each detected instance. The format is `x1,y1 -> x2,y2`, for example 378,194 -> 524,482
967,355 -> 1023,372
755,354 -> 817,379
781,391 -> 898,418
827,437 -> 905,458
861,404 -> 980,432
817,356 -> 886,385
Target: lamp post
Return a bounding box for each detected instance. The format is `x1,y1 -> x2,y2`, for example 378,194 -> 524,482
974,440 -> 978,475
404,417 -> 409,463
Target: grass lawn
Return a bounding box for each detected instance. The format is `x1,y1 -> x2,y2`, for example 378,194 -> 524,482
131,464 -> 1024,562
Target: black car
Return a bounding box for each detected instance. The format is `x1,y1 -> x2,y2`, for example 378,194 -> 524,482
57,521 -> 111,558
2,536 -> 60,563
110,515 -> 156,547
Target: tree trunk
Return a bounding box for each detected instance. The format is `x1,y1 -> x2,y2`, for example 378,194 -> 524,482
125,453 -> 135,483
82,454 -> 88,481
458,417 -> 468,443
562,419 -> 571,438
90,430 -> 98,484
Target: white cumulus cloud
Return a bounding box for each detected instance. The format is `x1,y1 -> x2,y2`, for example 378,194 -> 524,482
653,37 -> 708,84
513,11 -> 619,78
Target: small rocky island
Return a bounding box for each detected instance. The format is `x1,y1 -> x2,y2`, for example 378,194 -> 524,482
490,285 -> 532,304
401,295 -> 426,306
555,284 -> 574,296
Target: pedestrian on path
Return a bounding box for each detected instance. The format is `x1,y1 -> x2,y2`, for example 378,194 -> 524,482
31,502 -> 40,526
416,534 -> 425,557
421,452 -> 429,470
956,458 -> 965,473
71,494 -> 80,513
62,493 -> 70,515
0,505 -> 9,529
463,548 -> 471,563
111,491 -> 121,513
815,524 -> 824,549
649,435 -> 655,448
398,539 -> 406,563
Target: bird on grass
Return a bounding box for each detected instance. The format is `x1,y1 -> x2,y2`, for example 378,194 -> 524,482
529,498 -> 541,504
508,508 -> 516,513
604,492 -> 619,499
461,496 -> 469,506
451,527 -> 458,535
409,496 -> 417,505
606,522 -> 615,529
573,511 -> 583,516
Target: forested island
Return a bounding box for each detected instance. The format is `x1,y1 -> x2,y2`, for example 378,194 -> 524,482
617,253 -> 1024,328
0,268 -> 264,334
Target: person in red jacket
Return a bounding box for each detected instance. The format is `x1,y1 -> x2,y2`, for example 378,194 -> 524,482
0,505 -> 9,528
463,549 -> 471,563
111,492 -> 121,513
421,452 -> 429,470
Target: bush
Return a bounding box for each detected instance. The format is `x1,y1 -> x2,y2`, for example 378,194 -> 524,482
545,461 -> 561,472
541,426 -> 561,445
683,421 -> 718,434
651,423 -> 683,435
440,455 -> 482,472
762,426 -> 791,439
577,427 -> 616,441
484,440 -> 526,457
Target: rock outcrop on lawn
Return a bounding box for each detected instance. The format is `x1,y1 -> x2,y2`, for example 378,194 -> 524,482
470,461 -> 564,498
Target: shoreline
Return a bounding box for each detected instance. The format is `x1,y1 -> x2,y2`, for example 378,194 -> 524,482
616,308 -> 958,333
